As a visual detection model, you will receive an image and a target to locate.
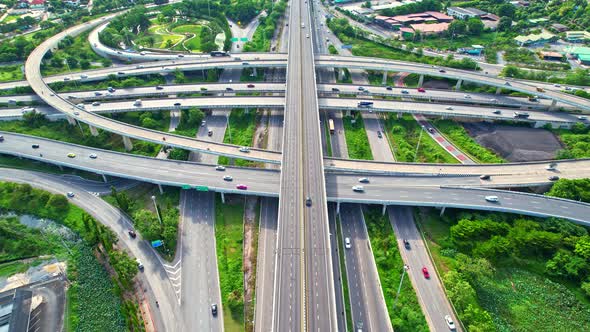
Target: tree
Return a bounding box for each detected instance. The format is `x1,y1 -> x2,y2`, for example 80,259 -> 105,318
443,271 -> 478,311
45,194 -> 69,217
66,56 -> 78,69
80,59 -> 91,69
498,16 -> 512,32
467,18 -> 484,36
448,19 -> 467,36
574,236 -> 590,259
582,281 -> 590,298
498,4 -> 516,18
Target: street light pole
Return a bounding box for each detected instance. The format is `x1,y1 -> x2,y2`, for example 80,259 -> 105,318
151,195 -> 163,225
393,264 -> 409,308
226,113 -> 232,143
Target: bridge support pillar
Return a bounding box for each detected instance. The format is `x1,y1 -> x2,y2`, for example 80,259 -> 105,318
382,204 -> 387,216
382,71 -> 388,85
336,201 -> 340,215
417,74 -> 424,88
66,115 -> 77,126
89,125 -> 99,137
439,206 -> 446,217
158,184 -> 164,194
345,109 -> 351,117
252,67 -> 257,76
338,69 -> 345,81
455,79 -> 462,90
549,99 -> 557,111
495,87 -> 502,95
122,136 -> 133,151
221,192 -> 225,204
58,165 -> 63,171
397,112 -> 402,119
101,174 -> 108,183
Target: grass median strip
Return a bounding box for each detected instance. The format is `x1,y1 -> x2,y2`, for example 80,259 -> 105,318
384,114 -> 457,163
343,113 -> 373,160
336,215 -> 353,330
215,194 -> 245,331
218,109 -> 260,167
364,206 -> 428,332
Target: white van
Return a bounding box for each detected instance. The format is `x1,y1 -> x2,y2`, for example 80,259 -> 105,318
133,99 -> 142,106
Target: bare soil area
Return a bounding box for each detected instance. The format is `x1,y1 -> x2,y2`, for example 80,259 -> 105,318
463,122 -> 563,162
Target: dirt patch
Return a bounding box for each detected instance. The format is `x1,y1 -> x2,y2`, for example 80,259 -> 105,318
463,122 -> 563,162
423,80 -> 451,89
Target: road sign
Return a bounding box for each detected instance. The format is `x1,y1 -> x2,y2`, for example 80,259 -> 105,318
231,37 -> 239,42
181,184 -> 191,189
341,44 -> 353,49
240,37 -> 248,42
151,240 -> 164,248
195,186 -> 209,192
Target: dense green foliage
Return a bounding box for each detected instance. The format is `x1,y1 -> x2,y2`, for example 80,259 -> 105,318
547,178 -> 590,203
501,66 -> 590,86
214,195 -> 244,330
431,120 -> 505,163
218,109 -> 259,167
554,123 -> 590,159
243,0 -> 287,52
342,113 -> 373,160
380,0 -> 440,16
107,185 -> 180,260
41,32 -> 106,76
417,208 -> 590,331
384,114 -> 458,163
49,74 -> 165,93
0,216 -> 61,262
0,112 -> 161,157
364,207 -> 428,331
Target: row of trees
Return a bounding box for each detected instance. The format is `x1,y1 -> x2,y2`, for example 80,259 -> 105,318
379,0 -> 441,17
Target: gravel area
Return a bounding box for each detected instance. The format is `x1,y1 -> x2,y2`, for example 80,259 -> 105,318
463,122 -> 563,162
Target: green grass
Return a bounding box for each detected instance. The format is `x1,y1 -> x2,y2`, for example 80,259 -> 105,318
476,268 -> 590,331
431,119 -> 505,163
342,114 -> 373,160
214,194 -> 244,332
0,261 -> 29,277
323,113 -> 333,157
218,109 -> 260,167
384,114 -> 458,163
49,75 -> 166,93
2,14 -> 19,23
171,24 -> 203,51
336,216 -> 353,330
364,206 -> 428,332
0,65 -> 24,82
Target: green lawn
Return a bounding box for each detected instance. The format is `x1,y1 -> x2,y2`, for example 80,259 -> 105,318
364,206 -> 428,332
218,109 -> 260,167
171,24 -> 203,51
431,119 -> 505,163
383,114 -> 458,163
0,65 -> 24,82
342,114 -> 373,160
214,194 -> 244,332
0,261 -> 29,277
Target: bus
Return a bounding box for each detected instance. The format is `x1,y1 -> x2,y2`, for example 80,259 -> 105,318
210,51 -> 230,57
358,101 -> 374,108
513,112 -> 530,118
328,118 -> 335,134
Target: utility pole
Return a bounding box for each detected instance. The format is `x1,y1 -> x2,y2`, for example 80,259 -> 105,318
151,195 -> 163,225
393,264 -> 410,308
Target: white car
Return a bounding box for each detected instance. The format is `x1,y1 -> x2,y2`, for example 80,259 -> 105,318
463,94 -> 471,99
89,153 -> 97,159
578,116 -> 587,120
239,147 -> 250,153
344,237 -> 351,249
66,192 -> 75,198
137,259 -> 144,271
444,315 -> 456,330
223,175 -> 233,181
485,196 -> 499,202
92,102 -> 100,106
215,165 -> 226,171
352,186 -> 364,192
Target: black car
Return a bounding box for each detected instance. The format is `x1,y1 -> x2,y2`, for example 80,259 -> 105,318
549,176 -> 560,181
403,239 -> 410,250
439,69 -> 446,73
211,304 -> 218,316
480,174 -> 491,180
306,196 -> 312,207
128,229 -> 137,238
386,86 -> 393,90
226,87 -> 234,91
332,87 -> 340,92
174,102 -> 181,106
156,85 -> 164,90
208,130 -> 213,137
377,131 -> 383,138
32,144 -> 40,149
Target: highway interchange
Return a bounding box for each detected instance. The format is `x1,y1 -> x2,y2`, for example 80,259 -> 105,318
1,0 -> 590,331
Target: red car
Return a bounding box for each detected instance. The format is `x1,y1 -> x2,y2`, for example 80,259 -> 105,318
247,84 -> 255,88
417,87 -> 426,93
422,267 -> 430,279
236,184 -> 248,190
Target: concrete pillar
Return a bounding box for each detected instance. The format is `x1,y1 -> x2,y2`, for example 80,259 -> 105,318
397,112 -> 402,119
382,204 -> 387,216
122,136 -> 133,151
66,115 -> 77,126
495,87 -> 502,95
221,192 -> 225,204
252,67 -> 257,76
101,174 -> 108,183
417,74 -> 424,88
89,125 -> 99,137
338,69 -> 345,81
549,99 -> 557,111
439,206 -> 446,217
382,71 -> 388,85
455,79 -> 462,90
158,184 -> 164,194
336,201 -> 340,215
345,110 -> 352,117
58,165 -> 63,171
